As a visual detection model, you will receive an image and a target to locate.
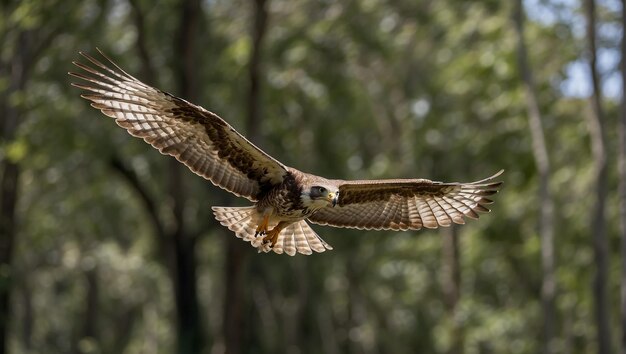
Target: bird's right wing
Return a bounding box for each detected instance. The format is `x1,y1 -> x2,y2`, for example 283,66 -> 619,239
308,171 -> 503,230
70,50 -> 288,201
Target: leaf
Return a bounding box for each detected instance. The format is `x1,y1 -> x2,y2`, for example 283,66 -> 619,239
5,138 -> 28,163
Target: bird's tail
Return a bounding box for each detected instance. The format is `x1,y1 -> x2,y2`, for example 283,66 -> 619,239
211,206 -> 333,256
272,220 -> 333,256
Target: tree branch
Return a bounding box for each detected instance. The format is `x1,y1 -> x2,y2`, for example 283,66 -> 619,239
108,154 -> 167,244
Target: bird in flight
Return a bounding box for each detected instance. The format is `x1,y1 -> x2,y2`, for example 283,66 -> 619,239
70,49 -> 503,256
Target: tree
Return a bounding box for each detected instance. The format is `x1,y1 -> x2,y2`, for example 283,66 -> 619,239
512,0 -> 557,352
0,3 -> 63,350
0,32 -> 26,354
108,0 -> 205,351
441,226 -> 463,354
618,0 -> 626,353
223,0 -> 270,353
170,0 -> 204,352
584,0 -> 612,353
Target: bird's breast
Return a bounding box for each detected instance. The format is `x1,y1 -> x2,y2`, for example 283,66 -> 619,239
256,179 -> 307,220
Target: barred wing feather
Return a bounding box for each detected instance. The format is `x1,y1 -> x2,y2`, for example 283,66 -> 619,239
308,171 -> 503,230
69,50 -> 287,201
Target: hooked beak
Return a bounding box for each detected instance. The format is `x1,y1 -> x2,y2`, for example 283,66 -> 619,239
328,192 -> 339,207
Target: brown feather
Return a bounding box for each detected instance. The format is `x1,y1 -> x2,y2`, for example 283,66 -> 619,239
70,51 -> 288,201
309,170 -> 503,231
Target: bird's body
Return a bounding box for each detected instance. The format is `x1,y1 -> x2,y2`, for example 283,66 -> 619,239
212,169 -> 339,254
256,169 -> 320,220
70,50 -> 503,256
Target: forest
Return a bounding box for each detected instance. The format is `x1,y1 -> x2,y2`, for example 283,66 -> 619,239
1,0 -> 625,353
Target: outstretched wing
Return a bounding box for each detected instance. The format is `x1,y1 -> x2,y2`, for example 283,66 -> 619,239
69,50 -> 287,201
308,170 -> 503,230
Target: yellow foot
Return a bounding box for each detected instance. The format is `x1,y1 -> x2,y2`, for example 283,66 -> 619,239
262,222 -> 287,248
255,215 -> 270,236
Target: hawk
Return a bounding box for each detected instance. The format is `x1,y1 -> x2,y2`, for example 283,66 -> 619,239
70,50 -> 503,256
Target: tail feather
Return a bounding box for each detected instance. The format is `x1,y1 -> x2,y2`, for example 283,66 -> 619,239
212,206 -> 273,241
301,221 -> 333,253
272,220 -> 332,256
212,206 -> 333,255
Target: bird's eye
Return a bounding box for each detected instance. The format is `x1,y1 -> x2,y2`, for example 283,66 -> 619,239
310,186 -> 327,198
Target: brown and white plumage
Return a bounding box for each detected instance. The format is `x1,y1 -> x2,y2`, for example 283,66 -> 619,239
309,173 -> 502,230
70,50 -> 286,201
70,50 -> 503,256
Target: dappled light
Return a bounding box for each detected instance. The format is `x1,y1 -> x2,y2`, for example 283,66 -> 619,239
0,0 -> 624,353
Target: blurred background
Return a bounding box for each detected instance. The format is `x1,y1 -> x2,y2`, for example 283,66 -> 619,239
1,0 -> 624,353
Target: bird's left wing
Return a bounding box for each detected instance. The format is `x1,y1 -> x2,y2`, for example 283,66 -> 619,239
70,50 -> 288,201
308,170 -> 503,230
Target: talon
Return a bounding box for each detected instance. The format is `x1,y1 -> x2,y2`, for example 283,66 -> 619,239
262,231 -> 279,247
262,222 -> 287,248
255,215 -> 270,237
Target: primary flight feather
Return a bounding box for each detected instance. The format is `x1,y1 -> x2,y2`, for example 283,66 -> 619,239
70,49 -> 503,256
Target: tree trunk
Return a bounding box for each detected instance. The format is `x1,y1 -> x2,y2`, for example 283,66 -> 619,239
223,0 -> 269,353
127,0 -> 156,83
441,226 -> 463,354
0,31 -> 30,354
171,0 -> 203,352
512,1 -> 557,352
246,0 -> 269,142
18,280 -> 33,351
0,161 -> 19,354
115,0 -> 204,351
73,266 -> 99,354
618,0 -> 626,354
585,1 -> 612,353
223,239 -> 248,354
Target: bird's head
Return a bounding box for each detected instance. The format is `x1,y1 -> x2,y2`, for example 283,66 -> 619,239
303,185 -> 339,209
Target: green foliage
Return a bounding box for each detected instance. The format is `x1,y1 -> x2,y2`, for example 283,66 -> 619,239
1,0 -> 622,353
